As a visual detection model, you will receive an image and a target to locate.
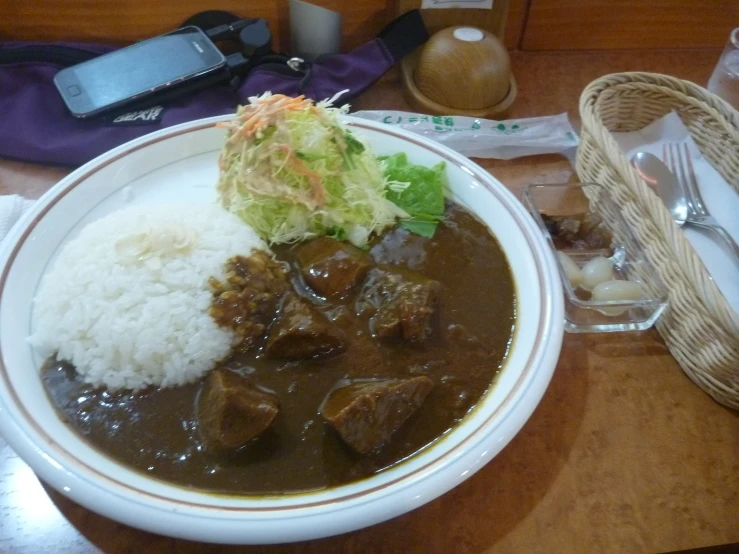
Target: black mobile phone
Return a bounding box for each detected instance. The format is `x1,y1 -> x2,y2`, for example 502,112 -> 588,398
54,26 -> 228,119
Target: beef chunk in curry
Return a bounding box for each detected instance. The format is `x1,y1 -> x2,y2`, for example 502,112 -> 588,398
320,376 -> 434,454
264,293 -> 346,359
357,267 -> 441,343
296,237 -> 371,298
209,252 -> 289,351
198,369 -> 279,452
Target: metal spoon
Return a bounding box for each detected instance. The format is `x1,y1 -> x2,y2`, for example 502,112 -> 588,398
631,152 -> 688,225
631,152 -> 739,261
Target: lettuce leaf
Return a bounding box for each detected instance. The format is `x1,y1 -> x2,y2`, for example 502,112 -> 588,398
381,152 -> 446,237
400,218 -> 439,238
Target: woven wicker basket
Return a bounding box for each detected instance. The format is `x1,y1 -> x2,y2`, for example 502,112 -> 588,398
576,72 -> 739,409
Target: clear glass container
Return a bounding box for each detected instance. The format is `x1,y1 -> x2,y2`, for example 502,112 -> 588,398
522,182 -> 668,333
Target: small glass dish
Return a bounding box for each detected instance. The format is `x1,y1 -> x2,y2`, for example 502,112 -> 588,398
522,182 -> 669,333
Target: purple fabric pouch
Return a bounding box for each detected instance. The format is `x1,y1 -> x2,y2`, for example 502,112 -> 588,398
0,11 -> 426,166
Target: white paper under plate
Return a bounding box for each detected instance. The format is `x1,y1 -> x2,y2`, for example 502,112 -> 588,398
613,111 -> 739,321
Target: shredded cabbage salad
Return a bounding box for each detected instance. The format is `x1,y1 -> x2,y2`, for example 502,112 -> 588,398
216,92 -> 410,247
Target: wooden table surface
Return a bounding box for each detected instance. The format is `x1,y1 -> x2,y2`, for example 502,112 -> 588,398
1,49 -> 737,554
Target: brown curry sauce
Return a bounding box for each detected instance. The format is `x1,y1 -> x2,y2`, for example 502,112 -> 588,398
41,203 -> 516,495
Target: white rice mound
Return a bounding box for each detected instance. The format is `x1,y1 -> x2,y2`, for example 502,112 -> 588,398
29,204 -> 267,391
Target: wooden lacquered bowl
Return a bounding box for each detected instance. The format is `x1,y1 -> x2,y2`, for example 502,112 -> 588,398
401,26 -> 517,117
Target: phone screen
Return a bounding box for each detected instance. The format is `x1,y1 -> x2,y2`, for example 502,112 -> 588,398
56,27 -> 225,116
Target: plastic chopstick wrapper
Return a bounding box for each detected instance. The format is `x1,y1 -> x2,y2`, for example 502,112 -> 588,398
351,110 -> 579,160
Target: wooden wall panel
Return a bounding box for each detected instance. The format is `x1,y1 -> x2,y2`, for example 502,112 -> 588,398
396,0 -> 524,48
522,0 -> 739,51
3,0 -> 734,53
397,0 -> 510,39
0,0 -> 529,53
504,0 -> 529,49
0,0 -> 394,52
315,0 -> 395,52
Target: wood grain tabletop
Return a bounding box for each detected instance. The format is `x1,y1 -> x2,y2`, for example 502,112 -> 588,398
1,49 -> 737,554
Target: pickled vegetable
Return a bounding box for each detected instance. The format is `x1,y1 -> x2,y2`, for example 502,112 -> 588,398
556,251 -> 583,288
581,256 -> 614,291
592,279 -> 642,316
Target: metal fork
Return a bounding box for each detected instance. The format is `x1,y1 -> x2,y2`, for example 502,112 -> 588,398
663,142 -> 739,258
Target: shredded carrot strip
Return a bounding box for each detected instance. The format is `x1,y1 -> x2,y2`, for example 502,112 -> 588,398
226,94 -> 314,143
277,145 -> 327,208
220,94 -> 328,208
243,179 -> 315,209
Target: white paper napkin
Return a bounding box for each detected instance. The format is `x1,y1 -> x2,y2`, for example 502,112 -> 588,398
612,111 -> 739,315
0,195 -> 35,250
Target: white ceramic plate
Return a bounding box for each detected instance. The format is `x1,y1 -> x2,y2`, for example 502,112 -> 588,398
0,115 -> 563,544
